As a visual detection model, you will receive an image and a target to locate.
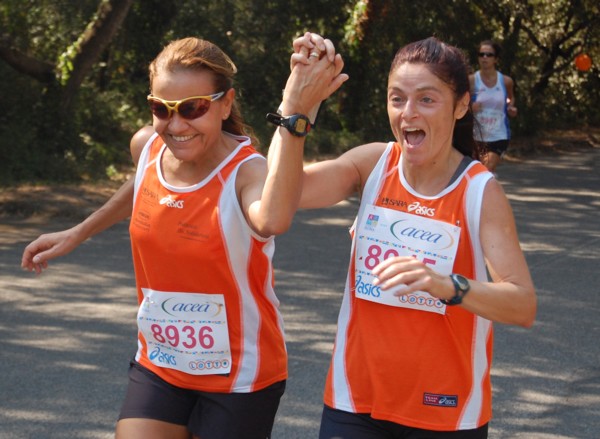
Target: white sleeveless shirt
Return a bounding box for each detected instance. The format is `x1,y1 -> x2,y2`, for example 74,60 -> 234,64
473,71 -> 510,142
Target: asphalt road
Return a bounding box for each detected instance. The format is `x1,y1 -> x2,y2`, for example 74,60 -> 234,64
1,146 -> 599,438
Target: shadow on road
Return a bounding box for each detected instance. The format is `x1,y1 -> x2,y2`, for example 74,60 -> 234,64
1,147 -> 599,438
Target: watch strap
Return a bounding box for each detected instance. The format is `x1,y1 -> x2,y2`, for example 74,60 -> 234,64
266,112 -> 285,126
277,101 -> 321,127
440,274 -> 470,306
266,112 -> 312,137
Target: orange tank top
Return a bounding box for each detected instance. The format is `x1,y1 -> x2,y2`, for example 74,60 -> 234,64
129,133 -> 287,393
324,142 -> 494,430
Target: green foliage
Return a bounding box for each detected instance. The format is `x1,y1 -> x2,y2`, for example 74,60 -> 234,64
0,0 -> 598,185
0,66 -> 40,185
0,62 -> 79,184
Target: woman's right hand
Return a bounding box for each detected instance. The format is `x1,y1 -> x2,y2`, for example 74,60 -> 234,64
21,227 -> 85,275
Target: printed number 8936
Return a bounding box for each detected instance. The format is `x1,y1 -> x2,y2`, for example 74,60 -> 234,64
150,323 -> 215,349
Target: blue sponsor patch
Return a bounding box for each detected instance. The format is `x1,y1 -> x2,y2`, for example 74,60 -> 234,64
423,393 -> 458,407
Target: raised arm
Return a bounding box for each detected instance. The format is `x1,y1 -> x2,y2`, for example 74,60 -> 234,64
244,36 -> 348,237
269,32 -> 384,211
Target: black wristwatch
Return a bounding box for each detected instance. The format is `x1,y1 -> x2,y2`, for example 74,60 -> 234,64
266,112 -> 312,137
441,274 -> 471,306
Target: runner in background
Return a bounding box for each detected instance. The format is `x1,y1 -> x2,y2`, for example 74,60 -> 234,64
470,39 -> 517,173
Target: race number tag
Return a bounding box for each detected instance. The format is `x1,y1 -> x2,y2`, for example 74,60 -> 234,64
355,204 -> 461,314
478,108 -> 503,136
137,289 -> 232,375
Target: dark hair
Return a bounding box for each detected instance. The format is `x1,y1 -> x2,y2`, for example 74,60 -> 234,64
390,37 -> 485,160
479,39 -> 502,58
149,37 -> 258,146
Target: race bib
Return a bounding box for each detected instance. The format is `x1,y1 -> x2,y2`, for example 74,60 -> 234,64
137,289 -> 232,375
478,108 -> 503,136
355,204 -> 461,314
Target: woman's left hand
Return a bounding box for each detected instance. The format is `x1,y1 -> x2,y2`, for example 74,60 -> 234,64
281,37 -> 348,115
290,32 -> 336,70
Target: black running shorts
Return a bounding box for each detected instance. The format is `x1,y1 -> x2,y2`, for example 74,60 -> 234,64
119,360 -> 285,439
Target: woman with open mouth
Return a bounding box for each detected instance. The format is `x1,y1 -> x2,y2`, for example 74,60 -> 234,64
279,33 -> 536,439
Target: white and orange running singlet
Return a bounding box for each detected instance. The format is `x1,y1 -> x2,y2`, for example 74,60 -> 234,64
130,132 -> 287,393
324,142 -> 494,431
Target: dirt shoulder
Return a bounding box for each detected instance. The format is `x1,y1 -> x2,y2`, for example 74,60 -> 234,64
0,181 -> 126,222
1,128 -> 598,221
506,127 -> 599,161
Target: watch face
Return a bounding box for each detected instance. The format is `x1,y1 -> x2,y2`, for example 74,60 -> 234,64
454,274 -> 470,291
287,114 -> 310,136
294,118 -> 308,134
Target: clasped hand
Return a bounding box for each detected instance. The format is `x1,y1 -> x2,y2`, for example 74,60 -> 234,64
280,32 -> 348,115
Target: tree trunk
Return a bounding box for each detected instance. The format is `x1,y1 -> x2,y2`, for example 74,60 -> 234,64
61,0 -> 135,109
0,38 -> 55,82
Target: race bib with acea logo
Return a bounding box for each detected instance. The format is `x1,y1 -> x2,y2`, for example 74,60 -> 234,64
355,204 -> 461,314
137,289 -> 232,375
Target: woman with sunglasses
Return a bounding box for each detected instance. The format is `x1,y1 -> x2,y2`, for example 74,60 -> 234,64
21,36 -> 346,439
469,40 -> 517,173
282,33 -> 536,438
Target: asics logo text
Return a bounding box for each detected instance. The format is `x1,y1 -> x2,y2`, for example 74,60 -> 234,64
408,201 -> 435,217
160,195 -> 184,209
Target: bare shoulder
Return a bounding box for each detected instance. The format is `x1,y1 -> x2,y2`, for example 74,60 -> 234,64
469,73 -> 476,87
503,74 -> 515,87
342,142 -> 387,162
130,125 -> 156,164
481,177 -> 513,219
236,154 -> 268,186
344,142 -> 388,174
239,153 -> 267,173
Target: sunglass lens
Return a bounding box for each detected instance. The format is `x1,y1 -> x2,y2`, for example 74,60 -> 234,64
149,100 -> 170,120
179,99 -> 210,119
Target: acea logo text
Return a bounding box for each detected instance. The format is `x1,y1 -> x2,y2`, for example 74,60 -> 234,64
390,219 -> 455,251
161,298 -> 223,317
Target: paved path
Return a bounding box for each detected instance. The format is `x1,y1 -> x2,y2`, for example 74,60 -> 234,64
1,146 -> 598,438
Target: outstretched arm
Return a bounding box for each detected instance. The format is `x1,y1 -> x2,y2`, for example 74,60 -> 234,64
21,125 -> 153,274
20,179 -> 135,274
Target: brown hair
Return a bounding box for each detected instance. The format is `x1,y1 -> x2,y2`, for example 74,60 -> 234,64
390,37 -> 485,160
479,39 -> 502,58
149,37 -> 258,146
